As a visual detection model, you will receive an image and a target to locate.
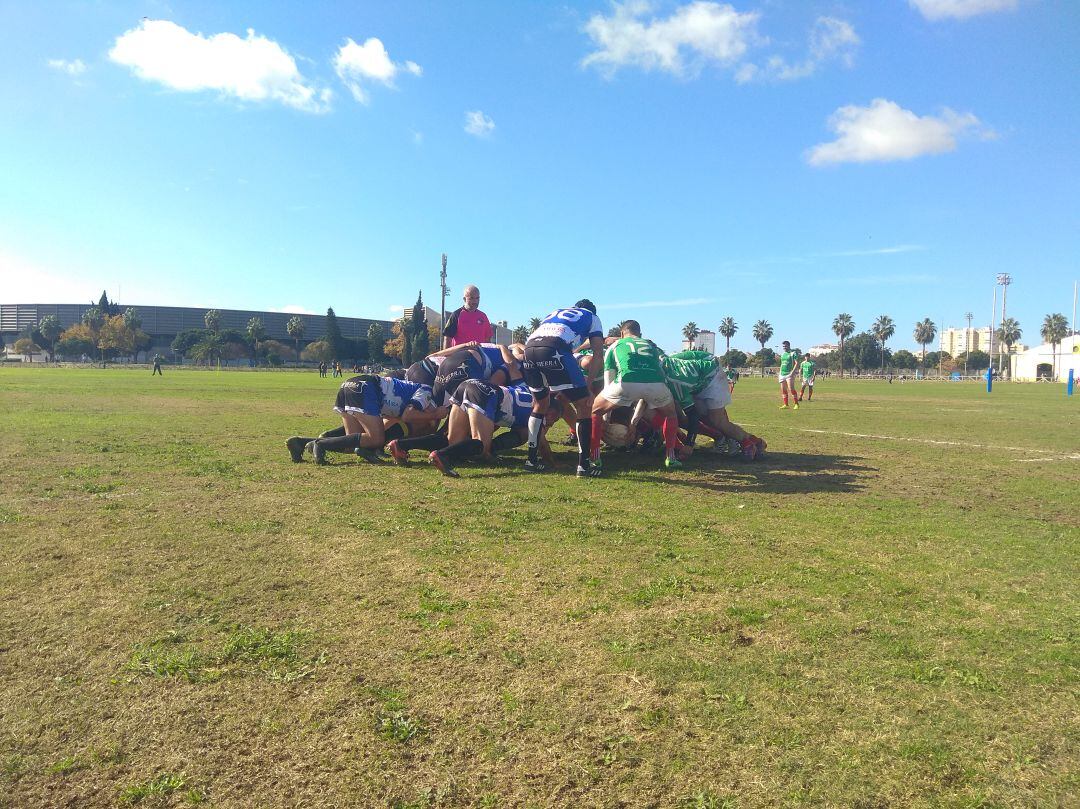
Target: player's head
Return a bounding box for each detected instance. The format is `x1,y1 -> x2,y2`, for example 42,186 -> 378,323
782,340 -> 791,350
574,299 -> 597,315
462,285 -> 480,311
620,319 -> 641,337
387,368 -> 407,379
804,353 -> 811,360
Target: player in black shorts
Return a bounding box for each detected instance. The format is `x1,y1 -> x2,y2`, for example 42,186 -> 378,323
521,300 -> 605,476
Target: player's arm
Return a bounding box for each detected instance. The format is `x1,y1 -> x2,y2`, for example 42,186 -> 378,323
586,335 -> 605,379
426,343 -> 471,360
401,403 -> 449,425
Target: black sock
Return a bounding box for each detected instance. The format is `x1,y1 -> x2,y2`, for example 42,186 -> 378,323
319,425 -> 347,439
318,434 -> 363,454
397,433 -> 449,452
490,431 -> 525,454
575,418 -> 591,466
384,423 -> 405,442
440,438 -> 483,463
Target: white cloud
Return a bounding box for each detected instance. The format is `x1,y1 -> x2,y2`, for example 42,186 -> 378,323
820,245 -> 926,257
601,297 -> 715,309
806,98 -> 992,166
332,37 -> 421,104
388,304 -> 404,313
582,1 -> 760,77
108,19 -> 331,113
47,58 -> 87,76
909,0 -> 1019,20
740,16 -> 859,83
270,305 -> 315,315
464,110 -> 495,137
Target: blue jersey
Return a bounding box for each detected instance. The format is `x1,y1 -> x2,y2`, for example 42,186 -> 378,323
380,378 -> 433,417
527,307 -> 603,350
477,343 -> 507,376
500,381 -> 535,428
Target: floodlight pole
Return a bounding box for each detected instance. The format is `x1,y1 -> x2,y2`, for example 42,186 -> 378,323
996,273 -> 1011,377
439,254 -> 448,336
964,311 -> 973,377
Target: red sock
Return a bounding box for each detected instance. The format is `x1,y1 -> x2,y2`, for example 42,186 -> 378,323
696,421 -> 721,439
662,416 -> 679,458
591,414 -> 605,461
650,412 -> 665,431
782,393 -> 788,405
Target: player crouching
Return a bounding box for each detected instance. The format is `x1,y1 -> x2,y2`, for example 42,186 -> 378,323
426,379 -> 560,477
303,374 -> 447,464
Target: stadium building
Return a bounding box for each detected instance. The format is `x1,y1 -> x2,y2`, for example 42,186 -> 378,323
0,302 -> 398,360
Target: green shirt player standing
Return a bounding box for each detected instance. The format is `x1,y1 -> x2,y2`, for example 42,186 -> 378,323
799,354 -> 817,402
591,320 -> 682,472
778,340 -> 800,409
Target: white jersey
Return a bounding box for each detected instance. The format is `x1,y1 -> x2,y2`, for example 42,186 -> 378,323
527,307 -> 603,350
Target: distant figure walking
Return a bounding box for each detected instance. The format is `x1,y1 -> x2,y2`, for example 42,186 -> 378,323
152,354 -> 163,376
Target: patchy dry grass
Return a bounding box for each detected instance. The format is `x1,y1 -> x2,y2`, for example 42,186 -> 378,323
0,367 -> 1077,807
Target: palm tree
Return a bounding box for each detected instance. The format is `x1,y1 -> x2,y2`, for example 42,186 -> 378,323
1040,313 -> 1069,380
752,319 -> 773,376
681,322 -> 700,348
247,317 -> 266,365
832,314 -> 855,378
528,317 -> 542,333
204,309 -> 221,333
913,318 -> 937,370
996,318 -> 1022,378
512,324 -> 529,343
718,317 -> 737,355
286,316 -> 305,367
37,315 -> 62,363
189,332 -> 225,366
871,315 -> 896,373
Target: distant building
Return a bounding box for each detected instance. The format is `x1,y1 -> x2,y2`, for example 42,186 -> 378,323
683,329 -> 715,354
940,326 -> 991,356
808,343 -> 838,356
1009,334 -> 1080,381
0,302 -> 397,359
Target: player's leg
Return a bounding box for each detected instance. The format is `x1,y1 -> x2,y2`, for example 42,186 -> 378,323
522,343 -> 552,470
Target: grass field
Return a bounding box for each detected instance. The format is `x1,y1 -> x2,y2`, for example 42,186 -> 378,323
1,367 -> 1077,808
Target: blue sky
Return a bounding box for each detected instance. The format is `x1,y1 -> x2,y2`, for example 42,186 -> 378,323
1,0 -> 1077,353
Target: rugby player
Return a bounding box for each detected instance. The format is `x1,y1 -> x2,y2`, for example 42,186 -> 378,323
427,379 -> 560,477
521,300 -> 605,476
590,320 -> 682,471
798,353 -> 816,402
303,374 -> 447,464
431,342 -> 520,406
777,340 -> 800,410
663,350 -> 766,461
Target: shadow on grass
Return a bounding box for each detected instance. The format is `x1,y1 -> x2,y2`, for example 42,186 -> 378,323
635,451 -> 874,494
440,451 -> 874,494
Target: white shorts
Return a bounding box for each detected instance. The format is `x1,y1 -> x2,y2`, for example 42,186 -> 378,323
801,377 -> 814,387
778,371 -> 797,385
600,380 -> 674,409
694,374 -> 732,411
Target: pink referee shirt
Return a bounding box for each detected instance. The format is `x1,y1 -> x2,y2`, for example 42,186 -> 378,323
445,307 -> 493,346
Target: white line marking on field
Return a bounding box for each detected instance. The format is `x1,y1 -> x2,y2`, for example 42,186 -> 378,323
1016,454 -> 1080,463
794,428 -> 1062,455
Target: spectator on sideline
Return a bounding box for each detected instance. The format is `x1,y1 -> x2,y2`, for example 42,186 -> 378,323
443,285 -> 493,349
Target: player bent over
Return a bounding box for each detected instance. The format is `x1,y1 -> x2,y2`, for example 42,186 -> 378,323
663,350 -> 766,461
591,320 -> 683,471
428,380 -> 559,477
431,342 -> 519,406
521,300 -> 606,476
798,353 -> 816,402
778,340 -> 800,409
304,375 -> 446,464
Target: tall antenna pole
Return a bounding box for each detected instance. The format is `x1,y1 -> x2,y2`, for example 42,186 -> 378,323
439,254 -> 448,337
990,285 -> 997,382
996,273 -> 1011,376
964,312 -> 973,377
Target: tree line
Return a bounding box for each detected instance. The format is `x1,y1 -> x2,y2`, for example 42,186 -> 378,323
675,312 -> 1072,377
